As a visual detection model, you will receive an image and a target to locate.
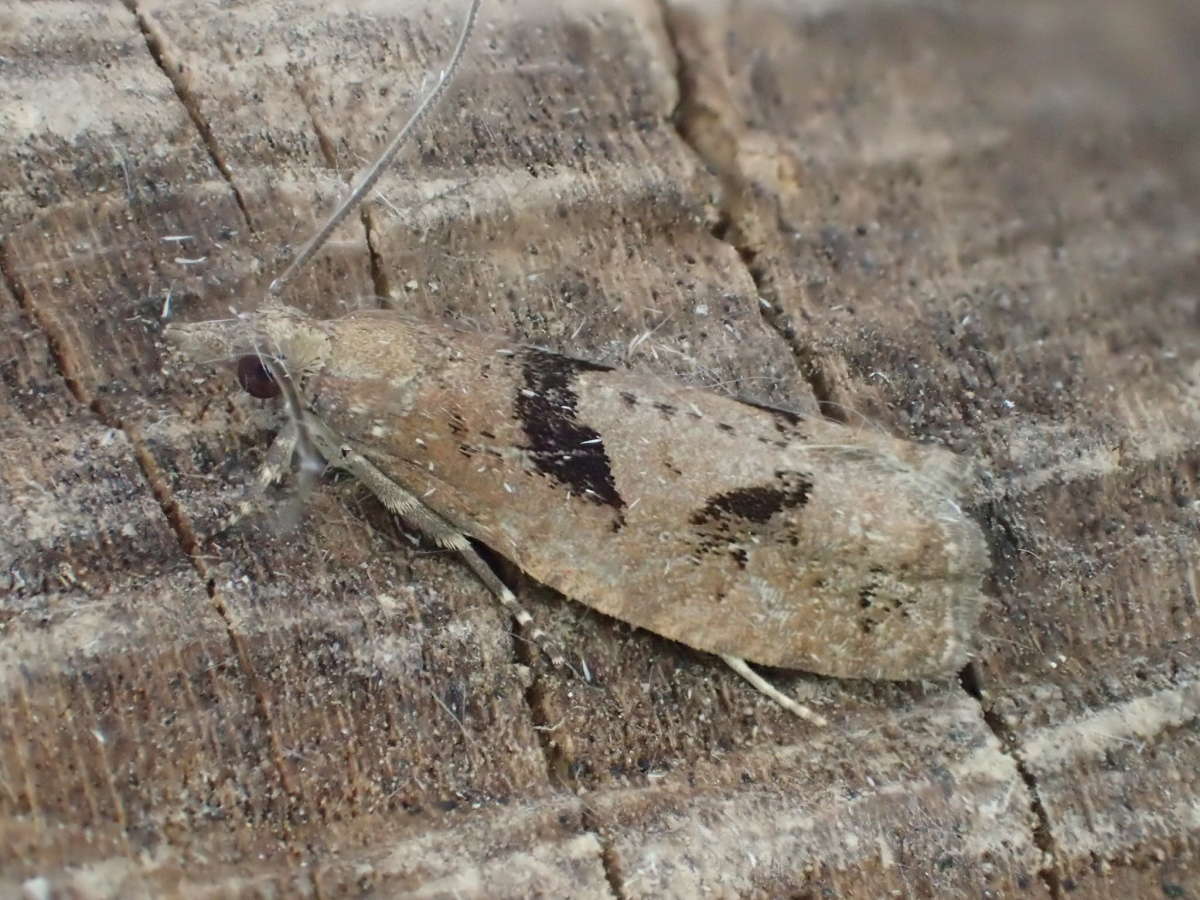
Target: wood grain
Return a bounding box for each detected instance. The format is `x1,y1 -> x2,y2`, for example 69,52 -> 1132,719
1,0 -> 1197,895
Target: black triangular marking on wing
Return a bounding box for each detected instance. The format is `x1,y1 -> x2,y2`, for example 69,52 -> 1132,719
515,349 -> 626,523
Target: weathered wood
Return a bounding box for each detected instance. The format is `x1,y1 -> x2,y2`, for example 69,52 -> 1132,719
1,0 -> 1197,895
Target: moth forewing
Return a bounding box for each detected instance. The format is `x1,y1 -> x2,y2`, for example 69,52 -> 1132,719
314,311 -> 988,681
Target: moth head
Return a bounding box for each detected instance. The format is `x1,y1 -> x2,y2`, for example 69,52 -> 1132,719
166,302 -> 332,405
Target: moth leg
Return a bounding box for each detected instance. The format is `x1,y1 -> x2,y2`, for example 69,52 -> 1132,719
257,420 -> 298,490
204,421 -> 300,536
720,655 -> 827,726
329,442 -> 566,668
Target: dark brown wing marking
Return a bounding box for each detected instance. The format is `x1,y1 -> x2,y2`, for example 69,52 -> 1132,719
688,469 -> 814,566
516,349 -> 626,517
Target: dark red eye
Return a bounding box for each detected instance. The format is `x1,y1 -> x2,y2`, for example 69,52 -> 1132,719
236,354 -> 281,399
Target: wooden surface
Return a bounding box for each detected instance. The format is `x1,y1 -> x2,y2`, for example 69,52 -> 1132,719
2,0 -> 1198,895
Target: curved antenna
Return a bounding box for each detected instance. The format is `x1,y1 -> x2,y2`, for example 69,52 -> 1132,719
255,0 -> 482,511
268,0 -> 482,297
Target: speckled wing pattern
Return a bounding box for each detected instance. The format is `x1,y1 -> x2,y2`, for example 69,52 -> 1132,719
218,307 -> 990,682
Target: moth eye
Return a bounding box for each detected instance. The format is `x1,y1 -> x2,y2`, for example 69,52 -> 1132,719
236,354 -> 281,399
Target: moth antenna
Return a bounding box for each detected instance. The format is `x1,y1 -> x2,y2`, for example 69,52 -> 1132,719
267,0 -> 482,297
253,0 -> 481,505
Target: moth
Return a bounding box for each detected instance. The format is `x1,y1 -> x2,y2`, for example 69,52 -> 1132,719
165,0 -> 989,724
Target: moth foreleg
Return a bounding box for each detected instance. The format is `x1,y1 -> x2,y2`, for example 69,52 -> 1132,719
199,422 -> 302,537
324,439 -> 566,668
720,655 -> 827,726
256,420 -> 298,490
